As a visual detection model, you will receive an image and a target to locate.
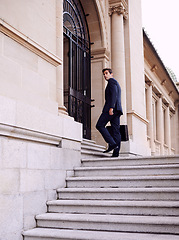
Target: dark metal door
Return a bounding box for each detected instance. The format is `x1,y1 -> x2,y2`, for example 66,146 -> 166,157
63,0 -> 91,139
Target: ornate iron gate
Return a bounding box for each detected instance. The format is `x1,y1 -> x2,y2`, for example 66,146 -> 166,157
63,0 -> 92,139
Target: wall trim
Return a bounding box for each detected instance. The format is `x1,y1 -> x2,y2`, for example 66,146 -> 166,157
127,110 -> 149,124
0,18 -> 62,67
91,47 -> 110,61
0,122 -> 62,146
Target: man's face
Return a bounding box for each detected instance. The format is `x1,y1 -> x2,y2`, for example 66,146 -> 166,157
103,70 -> 113,81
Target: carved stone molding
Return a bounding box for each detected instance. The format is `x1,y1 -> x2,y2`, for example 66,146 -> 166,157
169,106 -> 175,114
109,0 -> 128,19
151,65 -> 158,72
169,91 -> 173,97
161,79 -> 167,86
145,79 -> 154,87
91,47 -> 110,61
0,122 -> 62,146
0,18 -> 62,67
156,93 -> 162,98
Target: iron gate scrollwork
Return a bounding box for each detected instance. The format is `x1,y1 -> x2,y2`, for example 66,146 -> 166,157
63,0 -> 92,139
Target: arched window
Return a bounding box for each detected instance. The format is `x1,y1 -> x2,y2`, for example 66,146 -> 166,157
63,0 -> 91,139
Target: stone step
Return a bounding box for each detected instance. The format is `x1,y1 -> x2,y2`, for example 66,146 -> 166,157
82,140 -> 106,151
81,139 -> 111,159
22,228 -> 179,240
47,199 -> 179,216
66,175 -> 179,188
57,187 -> 179,201
74,164 -> 179,177
81,155 -> 179,167
81,149 -> 109,159
36,213 -> 179,234
82,138 -> 96,145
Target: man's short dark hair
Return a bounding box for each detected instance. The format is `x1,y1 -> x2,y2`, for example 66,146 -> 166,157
102,68 -> 113,74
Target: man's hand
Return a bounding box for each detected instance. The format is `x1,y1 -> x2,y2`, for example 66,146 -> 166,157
109,108 -> 114,115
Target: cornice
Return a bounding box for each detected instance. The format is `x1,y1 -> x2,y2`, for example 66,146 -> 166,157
0,18 -> 62,67
109,0 -> 128,19
91,47 -> 110,61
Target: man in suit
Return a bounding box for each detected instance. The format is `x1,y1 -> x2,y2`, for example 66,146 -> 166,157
96,68 -> 123,157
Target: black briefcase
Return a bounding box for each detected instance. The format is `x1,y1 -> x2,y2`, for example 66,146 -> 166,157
106,125 -> 129,142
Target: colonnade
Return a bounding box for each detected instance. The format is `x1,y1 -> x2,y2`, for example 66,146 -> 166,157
146,81 -> 174,155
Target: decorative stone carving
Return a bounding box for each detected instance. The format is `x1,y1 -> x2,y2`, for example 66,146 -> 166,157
151,65 -> 158,72
146,79 -> 154,87
161,79 -> 167,85
109,1 -> 128,19
156,92 -> 162,98
169,91 -> 173,96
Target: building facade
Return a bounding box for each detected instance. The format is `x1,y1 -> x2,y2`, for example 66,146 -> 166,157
0,0 -> 178,239
144,31 -> 179,156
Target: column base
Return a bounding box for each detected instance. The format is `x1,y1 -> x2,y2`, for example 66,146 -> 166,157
120,140 -> 151,156
58,105 -> 68,115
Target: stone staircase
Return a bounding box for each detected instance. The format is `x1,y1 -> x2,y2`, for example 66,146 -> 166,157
81,138 -> 137,158
23,155 -> 179,240
81,138 -> 110,158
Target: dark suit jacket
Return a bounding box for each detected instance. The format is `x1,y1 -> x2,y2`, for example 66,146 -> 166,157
102,78 -> 123,115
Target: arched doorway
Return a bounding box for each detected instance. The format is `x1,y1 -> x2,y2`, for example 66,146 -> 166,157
63,0 -> 91,139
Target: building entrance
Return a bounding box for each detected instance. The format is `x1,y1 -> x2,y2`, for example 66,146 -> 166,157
63,0 -> 91,139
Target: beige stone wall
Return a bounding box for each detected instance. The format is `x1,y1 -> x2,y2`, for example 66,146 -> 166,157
0,1 -> 82,239
0,94 -> 82,240
0,0 -> 56,54
0,32 -> 58,113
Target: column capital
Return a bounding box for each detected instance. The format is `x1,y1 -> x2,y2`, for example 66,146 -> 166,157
156,93 -> 162,98
109,0 -> 128,19
162,96 -> 169,107
146,79 -> 154,87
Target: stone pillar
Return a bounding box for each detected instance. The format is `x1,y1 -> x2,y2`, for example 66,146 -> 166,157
156,95 -> 164,155
146,83 -> 155,154
109,0 -> 128,124
174,100 -> 179,154
56,0 -> 67,115
165,105 -> 171,154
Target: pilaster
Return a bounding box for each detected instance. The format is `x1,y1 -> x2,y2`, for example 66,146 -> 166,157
156,94 -> 164,155
165,104 -> 171,154
146,82 -> 155,154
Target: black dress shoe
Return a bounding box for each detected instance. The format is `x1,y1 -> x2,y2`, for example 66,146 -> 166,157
112,147 -> 119,157
103,144 -> 118,153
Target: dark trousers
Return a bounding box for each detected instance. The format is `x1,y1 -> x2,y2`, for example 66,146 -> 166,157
96,111 -> 121,149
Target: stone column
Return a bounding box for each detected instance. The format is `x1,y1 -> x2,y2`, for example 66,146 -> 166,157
165,105 -> 171,154
109,0 -> 128,124
146,83 -> 155,154
156,95 -> 164,155
56,0 -> 67,115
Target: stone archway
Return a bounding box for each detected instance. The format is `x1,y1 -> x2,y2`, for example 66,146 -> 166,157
63,0 -> 92,139
80,0 -> 110,144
